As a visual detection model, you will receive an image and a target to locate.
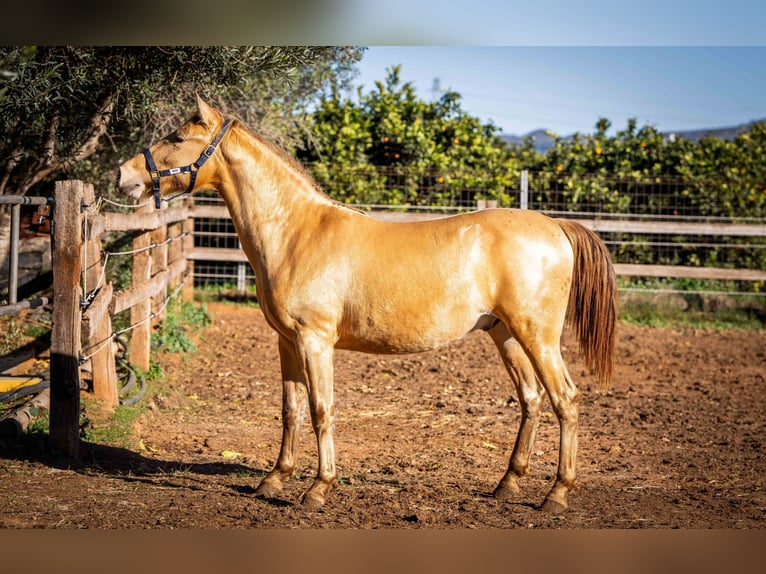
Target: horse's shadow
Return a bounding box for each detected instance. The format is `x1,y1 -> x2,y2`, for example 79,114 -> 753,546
1,433 -> 545,511
0,431 -> 294,507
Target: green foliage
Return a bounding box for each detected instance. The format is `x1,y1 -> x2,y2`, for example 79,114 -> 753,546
150,299 -> 212,354
301,65 -> 765,223
0,317 -> 23,354
0,46 -> 363,197
300,66 -> 519,208
618,276 -> 766,329
26,409 -> 50,435
516,117 -> 766,221
17,396 -> 145,449
508,118 -> 766,276
78,397 -> 144,448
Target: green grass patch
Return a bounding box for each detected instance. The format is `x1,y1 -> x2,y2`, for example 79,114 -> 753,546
618,277 -> 766,330
18,400 -> 142,450
193,286 -> 260,307
78,397 -> 145,449
151,299 -> 212,353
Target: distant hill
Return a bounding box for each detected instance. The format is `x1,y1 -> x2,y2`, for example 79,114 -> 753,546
500,129 -> 557,150
500,119 -> 764,152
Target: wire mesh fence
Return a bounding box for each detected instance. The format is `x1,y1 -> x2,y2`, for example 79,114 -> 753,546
188,168 -> 766,303
526,172 -> 766,223
191,195 -> 255,292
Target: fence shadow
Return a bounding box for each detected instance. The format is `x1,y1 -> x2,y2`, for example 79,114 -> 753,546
0,430 -> 267,495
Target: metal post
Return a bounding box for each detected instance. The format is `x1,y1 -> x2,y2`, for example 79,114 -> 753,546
237,239 -> 246,294
237,263 -> 246,294
520,170 -> 529,210
9,203 -> 20,305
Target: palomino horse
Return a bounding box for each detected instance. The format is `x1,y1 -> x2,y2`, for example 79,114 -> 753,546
118,97 -> 617,514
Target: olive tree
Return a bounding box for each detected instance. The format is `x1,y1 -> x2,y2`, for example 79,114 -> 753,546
0,45 -> 362,277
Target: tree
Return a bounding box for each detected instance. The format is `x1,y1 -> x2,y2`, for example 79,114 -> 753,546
0,46 -> 363,198
299,66 -> 518,207
0,46 -> 363,282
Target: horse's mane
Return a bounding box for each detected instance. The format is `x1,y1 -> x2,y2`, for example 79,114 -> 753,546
227,118 -> 366,216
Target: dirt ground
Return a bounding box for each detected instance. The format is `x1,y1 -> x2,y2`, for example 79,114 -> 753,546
1,301 -> 764,529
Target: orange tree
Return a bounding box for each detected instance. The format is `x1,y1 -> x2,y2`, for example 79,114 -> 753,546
677,122 -> 766,220
302,67 -> 764,274
511,116 -> 766,275
512,116 -> 766,220
299,66 -> 518,208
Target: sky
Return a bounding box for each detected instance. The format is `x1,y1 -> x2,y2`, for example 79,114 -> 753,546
9,0 -> 766,138
340,0 -> 766,46
352,46 -> 766,137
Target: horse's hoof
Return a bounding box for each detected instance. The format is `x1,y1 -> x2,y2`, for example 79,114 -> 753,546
300,479 -> 336,508
493,485 -> 519,500
255,479 -> 283,500
300,491 -> 326,508
541,496 -> 568,515
493,473 -> 521,500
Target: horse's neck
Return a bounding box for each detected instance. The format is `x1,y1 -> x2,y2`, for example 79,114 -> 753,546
217,131 -> 334,269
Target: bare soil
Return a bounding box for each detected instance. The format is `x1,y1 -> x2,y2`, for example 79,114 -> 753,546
1,302 -> 765,528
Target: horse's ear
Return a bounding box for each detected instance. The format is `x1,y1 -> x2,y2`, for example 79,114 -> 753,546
195,95 -> 218,125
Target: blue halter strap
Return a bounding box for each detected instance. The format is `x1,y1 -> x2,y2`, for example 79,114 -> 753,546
143,117 -> 233,209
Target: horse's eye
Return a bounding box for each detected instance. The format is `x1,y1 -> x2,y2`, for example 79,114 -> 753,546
166,132 -> 184,144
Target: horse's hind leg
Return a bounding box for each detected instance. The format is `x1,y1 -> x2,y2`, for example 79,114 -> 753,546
488,322 -> 545,499
255,336 -> 308,499
522,339 -> 580,514
538,356 -> 580,514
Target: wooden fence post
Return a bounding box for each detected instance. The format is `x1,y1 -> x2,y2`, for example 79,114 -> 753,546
82,184 -> 101,295
88,282 -> 119,406
81,184 -> 119,406
182,212 -> 195,302
130,205 -> 153,373
150,219 -> 168,324
49,180 -> 83,458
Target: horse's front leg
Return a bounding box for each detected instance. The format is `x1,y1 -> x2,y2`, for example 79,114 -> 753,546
256,336 -> 308,499
295,331 -> 338,507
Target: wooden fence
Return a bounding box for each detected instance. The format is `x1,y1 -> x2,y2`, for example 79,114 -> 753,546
47,180 -> 193,457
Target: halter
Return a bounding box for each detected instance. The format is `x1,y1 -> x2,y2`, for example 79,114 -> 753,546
143,117 -> 233,209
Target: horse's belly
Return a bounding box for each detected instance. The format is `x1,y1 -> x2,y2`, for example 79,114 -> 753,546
336,334 -> 457,354
336,308 -> 487,354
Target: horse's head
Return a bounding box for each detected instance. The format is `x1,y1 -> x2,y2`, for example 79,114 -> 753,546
117,95 -> 231,207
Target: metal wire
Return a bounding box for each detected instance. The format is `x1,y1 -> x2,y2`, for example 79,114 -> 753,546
619,287 -> 766,297
81,232 -> 190,309
79,274 -> 188,363
98,196 -> 154,209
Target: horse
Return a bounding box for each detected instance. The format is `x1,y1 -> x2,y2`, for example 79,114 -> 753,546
118,96 -> 617,514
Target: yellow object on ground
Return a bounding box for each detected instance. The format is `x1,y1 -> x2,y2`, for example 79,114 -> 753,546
0,376 -> 44,393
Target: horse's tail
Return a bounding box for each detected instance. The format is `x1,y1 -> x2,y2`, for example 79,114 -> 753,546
557,219 -> 618,389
